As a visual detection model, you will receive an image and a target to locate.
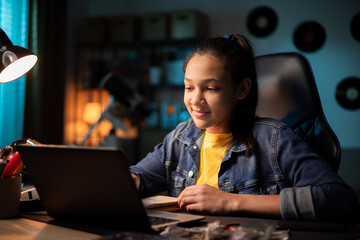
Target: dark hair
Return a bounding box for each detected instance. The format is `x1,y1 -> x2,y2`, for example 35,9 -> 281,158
183,34 -> 258,153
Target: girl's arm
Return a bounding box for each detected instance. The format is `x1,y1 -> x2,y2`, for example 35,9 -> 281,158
177,184 -> 281,218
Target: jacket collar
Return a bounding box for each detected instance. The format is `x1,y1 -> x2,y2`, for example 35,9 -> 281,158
177,119 -> 203,145
177,119 -> 246,152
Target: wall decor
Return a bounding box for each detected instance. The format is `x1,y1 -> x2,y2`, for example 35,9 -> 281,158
350,12 -> 360,42
293,21 -> 326,52
336,77 -> 360,110
246,6 -> 278,37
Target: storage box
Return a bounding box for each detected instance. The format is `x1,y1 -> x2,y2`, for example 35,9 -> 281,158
80,17 -> 108,44
109,15 -> 139,42
170,10 -> 209,40
142,12 -> 168,40
165,59 -> 185,86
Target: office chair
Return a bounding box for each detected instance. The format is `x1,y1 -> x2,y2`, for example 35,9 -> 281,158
254,52 -> 341,172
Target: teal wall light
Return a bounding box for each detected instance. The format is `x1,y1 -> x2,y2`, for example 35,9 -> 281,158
0,28 -> 37,83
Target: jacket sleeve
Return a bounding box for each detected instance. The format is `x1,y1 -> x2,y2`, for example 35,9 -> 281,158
129,132 -> 172,197
276,126 -> 360,222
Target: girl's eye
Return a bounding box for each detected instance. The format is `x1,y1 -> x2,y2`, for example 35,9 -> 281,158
185,86 -> 193,90
206,87 -> 218,91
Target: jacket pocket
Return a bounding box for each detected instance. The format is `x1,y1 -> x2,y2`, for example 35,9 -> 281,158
237,179 -> 281,195
169,168 -> 187,197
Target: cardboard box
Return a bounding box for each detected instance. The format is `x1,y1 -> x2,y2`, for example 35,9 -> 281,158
109,15 -> 139,42
170,10 -> 209,39
165,59 -> 184,86
142,12 -> 168,40
80,17 -> 108,44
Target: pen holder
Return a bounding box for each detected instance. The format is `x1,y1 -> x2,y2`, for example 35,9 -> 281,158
0,175 -> 21,219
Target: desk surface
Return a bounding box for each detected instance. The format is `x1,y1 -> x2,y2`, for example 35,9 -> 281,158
0,218 -> 100,240
204,215 -> 360,240
1,214 -> 359,240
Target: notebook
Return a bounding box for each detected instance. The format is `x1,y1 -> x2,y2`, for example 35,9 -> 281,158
16,144 -> 204,232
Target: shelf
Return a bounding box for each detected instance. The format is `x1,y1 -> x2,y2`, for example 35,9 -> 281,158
142,38 -> 202,47
77,38 -> 201,48
66,37 -> 198,150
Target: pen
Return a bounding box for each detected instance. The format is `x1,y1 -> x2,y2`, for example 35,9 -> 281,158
1,151 -> 22,178
14,161 -> 23,175
0,146 -> 13,161
0,159 -> 6,176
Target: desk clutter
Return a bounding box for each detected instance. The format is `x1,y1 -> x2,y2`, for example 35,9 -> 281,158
0,174 -> 21,219
0,139 -> 41,219
0,139 -> 40,179
159,221 -> 289,240
0,145 -> 23,219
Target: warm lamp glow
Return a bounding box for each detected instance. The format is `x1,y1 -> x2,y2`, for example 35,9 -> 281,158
0,54 -> 38,83
83,102 -> 102,124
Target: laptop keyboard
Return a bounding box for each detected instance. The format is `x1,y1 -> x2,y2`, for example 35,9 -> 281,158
148,215 -> 178,225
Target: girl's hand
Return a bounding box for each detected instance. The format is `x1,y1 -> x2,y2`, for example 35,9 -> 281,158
131,173 -> 140,190
177,184 -> 236,215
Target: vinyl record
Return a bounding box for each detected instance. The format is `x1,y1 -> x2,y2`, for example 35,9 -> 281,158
247,6 -> 278,37
350,12 -> 360,42
293,21 -> 326,52
336,77 -> 360,110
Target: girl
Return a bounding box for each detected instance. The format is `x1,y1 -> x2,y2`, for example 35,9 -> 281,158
130,34 -> 359,221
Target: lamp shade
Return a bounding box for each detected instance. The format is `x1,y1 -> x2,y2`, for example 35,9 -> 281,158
0,28 -> 37,83
83,102 -> 102,124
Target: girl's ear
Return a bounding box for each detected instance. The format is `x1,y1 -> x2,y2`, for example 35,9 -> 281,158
237,77 -> 252,100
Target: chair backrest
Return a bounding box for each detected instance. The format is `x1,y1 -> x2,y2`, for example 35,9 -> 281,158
255,52 -> 341,172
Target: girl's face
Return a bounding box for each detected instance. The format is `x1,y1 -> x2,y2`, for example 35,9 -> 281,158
184,54 -> 246,134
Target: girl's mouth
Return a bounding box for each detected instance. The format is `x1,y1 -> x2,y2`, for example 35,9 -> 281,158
192,109 -> 209,118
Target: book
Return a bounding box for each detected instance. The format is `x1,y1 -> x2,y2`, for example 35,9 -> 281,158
142,195 -> 180,212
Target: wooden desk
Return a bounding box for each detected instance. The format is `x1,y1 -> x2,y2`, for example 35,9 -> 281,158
203,215 -> 360,240
1,215 -> 359,240
0,218 -> 101,240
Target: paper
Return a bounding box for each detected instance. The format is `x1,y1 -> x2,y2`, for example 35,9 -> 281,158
142,195 -> 179,211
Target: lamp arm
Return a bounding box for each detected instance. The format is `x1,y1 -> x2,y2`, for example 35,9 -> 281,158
0,28 -> 13,48
76,111 -> 105,146
75,98 -> 128,146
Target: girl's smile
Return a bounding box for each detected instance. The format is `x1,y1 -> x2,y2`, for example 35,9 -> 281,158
192,109 -> 210,118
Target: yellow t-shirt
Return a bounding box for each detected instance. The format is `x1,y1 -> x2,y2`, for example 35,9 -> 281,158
195,131 -> 232,188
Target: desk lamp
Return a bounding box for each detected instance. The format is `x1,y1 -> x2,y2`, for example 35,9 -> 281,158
76,72 -> 142,146
0,28 -> 38,83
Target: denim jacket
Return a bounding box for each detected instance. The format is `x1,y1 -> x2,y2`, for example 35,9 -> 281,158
130,118 -> 359,221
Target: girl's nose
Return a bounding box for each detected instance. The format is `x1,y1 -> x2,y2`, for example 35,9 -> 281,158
190,90 -> 204,105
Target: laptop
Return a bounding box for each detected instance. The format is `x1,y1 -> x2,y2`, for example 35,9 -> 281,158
16,144 -> 204,232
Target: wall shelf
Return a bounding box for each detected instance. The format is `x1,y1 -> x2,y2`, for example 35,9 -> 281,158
65,37 -> 200,162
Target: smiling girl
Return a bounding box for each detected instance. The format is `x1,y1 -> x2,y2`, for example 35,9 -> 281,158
130,34 -> 359,221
